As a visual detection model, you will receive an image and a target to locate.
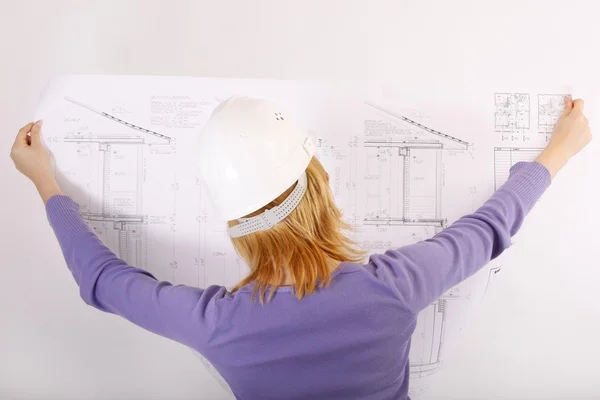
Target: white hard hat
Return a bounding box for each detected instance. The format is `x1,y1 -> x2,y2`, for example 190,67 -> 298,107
197,96 -> 315,235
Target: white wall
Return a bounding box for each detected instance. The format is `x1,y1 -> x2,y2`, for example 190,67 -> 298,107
1,1 -> 599,399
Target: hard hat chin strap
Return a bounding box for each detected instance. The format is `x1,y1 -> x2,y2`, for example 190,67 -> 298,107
227,171 -> 308,238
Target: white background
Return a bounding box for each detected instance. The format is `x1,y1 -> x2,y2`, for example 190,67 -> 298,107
1,1 -> 600,399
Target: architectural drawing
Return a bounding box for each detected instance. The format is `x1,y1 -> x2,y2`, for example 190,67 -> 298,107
362,141 -> 446,229
60,97 -> 173,272
66,97 -> 172,142
494,147 -> 543,190
538,94 -> 570,134
359,100 -> 472,382
37,75 -> 535,399
313,137 -> 360,226
362,101 -> 468,233
44,91 -> 248,289
409,298 -> 447,376
312,99 -> 475,387
364,101 -> 469,148
495,93 -> 531,142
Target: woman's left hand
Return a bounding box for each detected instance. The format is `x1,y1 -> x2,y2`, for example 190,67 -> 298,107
10,121 -> 62,203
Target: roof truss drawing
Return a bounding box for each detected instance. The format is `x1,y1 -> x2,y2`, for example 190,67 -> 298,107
365,101 -> 468,149
65,97 -> 172,143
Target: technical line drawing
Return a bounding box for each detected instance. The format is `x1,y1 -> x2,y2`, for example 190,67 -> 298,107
111,105 -> 132,115
65,97 -> 172,143
483,265 -> 503,298
359,101 -> 474,382
409,284 -> 468,379
55,94 -> 249,289
353,240 -> 470,382
314,137 -> 361,227
538,94 -> 570,134
409,298 -> 447,377
362,143 -> 445,228
493,147 -> 542,190
39,76 -> 492,400
66,136 -> 150,268
494,93 -> 531,141
363,140 -> 443,149
59,96 -> 177,269
365,100 -> 469,148
361,101 -> 468,230
194,353 -> 234,396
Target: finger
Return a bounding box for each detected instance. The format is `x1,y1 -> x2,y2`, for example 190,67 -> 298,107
573,98 -> 585,114
13,122 -> 34,148
30,120 -> 43,145
561,96 -> 573,117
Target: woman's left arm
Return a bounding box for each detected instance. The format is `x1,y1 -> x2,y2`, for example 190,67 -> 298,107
11,122 -> 221,350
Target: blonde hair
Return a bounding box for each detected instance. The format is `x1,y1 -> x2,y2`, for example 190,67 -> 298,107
228,156 -> 365,303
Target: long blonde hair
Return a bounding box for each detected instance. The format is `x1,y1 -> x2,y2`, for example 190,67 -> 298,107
228,156 -> 365,303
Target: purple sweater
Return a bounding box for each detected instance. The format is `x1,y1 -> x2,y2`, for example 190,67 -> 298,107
46,161 -> 550,399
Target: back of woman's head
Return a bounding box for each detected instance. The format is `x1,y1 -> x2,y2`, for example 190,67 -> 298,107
197,96 -> 365,302
229,156 -> 365,302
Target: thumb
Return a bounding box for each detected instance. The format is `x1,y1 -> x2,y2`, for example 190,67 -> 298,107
561,96 -> 573,118
30,120 -> 43,146
572,98 -> 585,114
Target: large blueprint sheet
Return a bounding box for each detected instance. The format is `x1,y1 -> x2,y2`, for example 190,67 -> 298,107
35,75 -> 569,397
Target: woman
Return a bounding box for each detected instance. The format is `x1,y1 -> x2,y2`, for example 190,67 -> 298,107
11,95 -> 591,399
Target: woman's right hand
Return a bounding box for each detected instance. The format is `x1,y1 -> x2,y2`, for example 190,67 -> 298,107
10,121 -> 62,203
536,97 -> 592,178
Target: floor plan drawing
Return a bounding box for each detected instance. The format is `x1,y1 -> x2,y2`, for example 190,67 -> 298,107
538,94 -> 570,134
494,93 -> 531,142
493,147 -> 543,190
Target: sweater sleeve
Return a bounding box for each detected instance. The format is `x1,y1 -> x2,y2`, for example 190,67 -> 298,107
45,196 -> 224,350
369,161 -> 551,313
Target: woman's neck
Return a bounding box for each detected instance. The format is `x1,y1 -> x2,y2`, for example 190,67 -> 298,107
276,258 -> 341,286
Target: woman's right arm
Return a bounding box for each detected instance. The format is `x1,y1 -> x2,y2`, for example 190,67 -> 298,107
370,97 -> 591,313
10,122 -> 223,352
